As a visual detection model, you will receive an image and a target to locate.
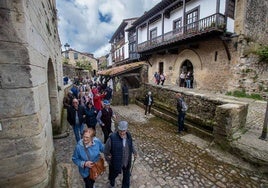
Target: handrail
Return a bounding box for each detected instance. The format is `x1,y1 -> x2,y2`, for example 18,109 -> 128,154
137,13 -> 226,52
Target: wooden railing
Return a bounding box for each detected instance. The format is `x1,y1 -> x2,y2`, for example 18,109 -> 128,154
137,13 -> 226,52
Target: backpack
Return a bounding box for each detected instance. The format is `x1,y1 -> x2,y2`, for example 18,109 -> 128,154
181,99 -> 188,112
160,74 -> 165,81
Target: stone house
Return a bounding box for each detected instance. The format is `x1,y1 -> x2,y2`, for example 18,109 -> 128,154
0,0 -> 63,187
127,0 -> 268,98
62,48 -> 98,78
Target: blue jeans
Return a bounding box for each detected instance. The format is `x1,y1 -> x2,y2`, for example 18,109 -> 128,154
186,80 -> 191,88
73,123 -> 84,142
178,112 -> 186,132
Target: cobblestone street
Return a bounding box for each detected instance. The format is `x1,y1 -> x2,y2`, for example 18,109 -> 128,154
54,104 -> 268,188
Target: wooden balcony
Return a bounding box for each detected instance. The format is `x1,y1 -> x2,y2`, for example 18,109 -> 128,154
137,13 -> 226,52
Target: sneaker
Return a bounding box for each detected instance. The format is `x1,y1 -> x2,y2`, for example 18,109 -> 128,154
149,113 -> 152,115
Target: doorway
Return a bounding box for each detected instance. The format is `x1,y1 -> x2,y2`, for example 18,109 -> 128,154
159,62 -> 164,74
180,59 -> 194,88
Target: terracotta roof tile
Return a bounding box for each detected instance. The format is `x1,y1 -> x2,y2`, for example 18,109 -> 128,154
98,61 -> 146,76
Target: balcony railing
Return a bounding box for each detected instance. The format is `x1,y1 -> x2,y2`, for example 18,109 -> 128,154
137,13 -> 226,52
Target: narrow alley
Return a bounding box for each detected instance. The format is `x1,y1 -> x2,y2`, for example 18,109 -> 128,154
54,104 -> 268,188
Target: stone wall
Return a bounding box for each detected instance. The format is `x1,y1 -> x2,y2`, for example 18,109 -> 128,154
136,84 -> 248,146
0,0 -> 63,187
147,37 -> 234,92
229,0 -> 268,100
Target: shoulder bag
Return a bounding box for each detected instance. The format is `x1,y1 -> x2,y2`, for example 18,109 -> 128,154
83,144 -> 106,181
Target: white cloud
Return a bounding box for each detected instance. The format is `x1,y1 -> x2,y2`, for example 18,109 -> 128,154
56,0 -> 161,58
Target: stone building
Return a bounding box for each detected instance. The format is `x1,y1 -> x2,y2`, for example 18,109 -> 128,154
0,0 -> 63,187
62,48 -> 98,77
127,0 -> 268,99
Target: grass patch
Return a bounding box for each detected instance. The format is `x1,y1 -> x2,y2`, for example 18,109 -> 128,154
226,90 -> 263,100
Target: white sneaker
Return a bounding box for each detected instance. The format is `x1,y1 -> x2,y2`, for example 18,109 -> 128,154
149,113 -> 152,115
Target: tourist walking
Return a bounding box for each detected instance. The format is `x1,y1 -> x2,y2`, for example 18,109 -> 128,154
93,89 -> 106,112
72,128 -> 104,188
160,73 -> 166,86
63,90 -> 74,109
85,101 -> 98,130
97,100 -> 116,143
122,83 -> 129,106
144,91 -> 154,116
67,98 -> 86,142
104,85 -> 113,101
179,72 -> 186,87
176,93 -> 188,133
185,71 -> 192,88
104,121 -> 137,188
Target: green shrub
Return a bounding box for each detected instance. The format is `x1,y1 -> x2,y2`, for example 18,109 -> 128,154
226,90 -> 263,100
255,46 -> 268,63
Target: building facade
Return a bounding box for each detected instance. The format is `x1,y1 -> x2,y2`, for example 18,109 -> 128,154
62,48 -> 98,77
128,0 -> 268,98
109,18 -> 138,66
0,0 -> 63,187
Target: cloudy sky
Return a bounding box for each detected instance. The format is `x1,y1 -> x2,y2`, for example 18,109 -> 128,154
56,0 -> 161,58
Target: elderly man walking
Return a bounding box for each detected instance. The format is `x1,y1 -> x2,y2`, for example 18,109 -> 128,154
96,100 -> 116,143
67,98 -> 86,142
104,121 -> 137,188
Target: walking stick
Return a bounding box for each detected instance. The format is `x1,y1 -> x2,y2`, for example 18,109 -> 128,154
130,156 -> 136,175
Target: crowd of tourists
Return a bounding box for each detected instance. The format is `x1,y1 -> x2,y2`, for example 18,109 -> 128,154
63,75 -> 187,188
63,77 -> 137,188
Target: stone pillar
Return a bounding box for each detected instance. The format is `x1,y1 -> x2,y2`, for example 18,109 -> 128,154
214,103 -> 248,149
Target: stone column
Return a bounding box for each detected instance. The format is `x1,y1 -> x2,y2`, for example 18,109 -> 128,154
214,103 -> 248,150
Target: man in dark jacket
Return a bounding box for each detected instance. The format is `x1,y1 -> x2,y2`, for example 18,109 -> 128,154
67,98 -> 86,142
104,121 -> 137,188
176,93 -> 188,134
143,91 -> 154,116
96,100 -> 116,143
122,84 -> 129,106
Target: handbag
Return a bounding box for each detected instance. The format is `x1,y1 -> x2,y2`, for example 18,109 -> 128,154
89,156 -> 105,180
83,144 -> 106,181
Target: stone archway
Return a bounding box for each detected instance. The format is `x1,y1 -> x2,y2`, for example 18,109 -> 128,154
47,59 -> 61,133
173,49 -> 202,88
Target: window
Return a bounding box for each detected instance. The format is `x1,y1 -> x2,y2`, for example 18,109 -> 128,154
65,52 -> 69,59
74,52 -> 78,60
150,28 -> 157,40
186,7 -> 199,32
173,18 -> 182,33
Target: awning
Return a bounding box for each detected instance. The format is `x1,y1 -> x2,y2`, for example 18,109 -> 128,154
97,61 -> 146,77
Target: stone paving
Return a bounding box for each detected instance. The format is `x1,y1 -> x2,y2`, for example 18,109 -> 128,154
54,100 -> 268,188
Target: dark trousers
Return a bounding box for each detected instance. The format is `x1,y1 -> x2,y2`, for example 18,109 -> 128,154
123,94 -> 129,105
101,124 -> 112,143
83,176 -> 95,188
145,105 -> 152,115
109,165 -> 130,188
178,112 -> 186,132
